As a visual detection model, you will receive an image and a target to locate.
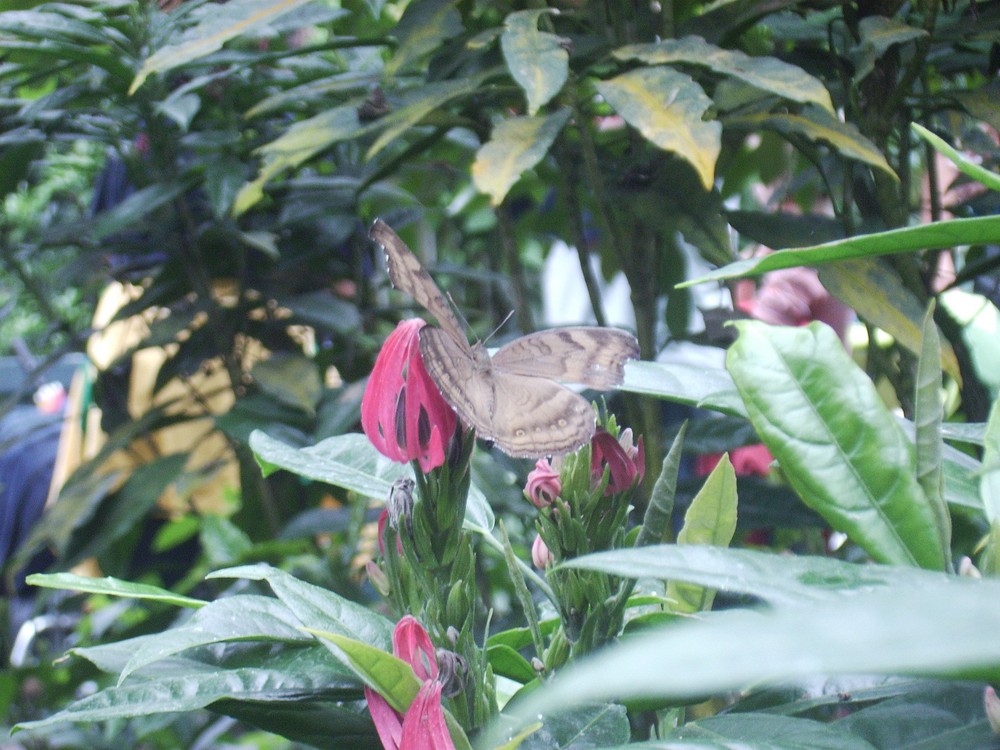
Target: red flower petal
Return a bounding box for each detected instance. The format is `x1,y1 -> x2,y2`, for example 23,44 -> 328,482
399,681 -> 455,750
393,615 -> 438,682
365,686 -> 404,750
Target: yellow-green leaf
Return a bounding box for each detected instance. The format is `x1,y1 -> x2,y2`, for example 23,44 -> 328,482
616,35 -> 833,113
666,454 -> 738,613
472,108 -> 570,205
306,629 -> 420,714
130,0 -> 317,94
596,67 -> 720,190
384,0 -> 463,77
818,257 -> 961,383
500,9 -> 568,115
726,108 -> 897,179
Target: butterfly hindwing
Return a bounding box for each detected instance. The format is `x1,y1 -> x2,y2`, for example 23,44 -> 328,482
491,327 -> 639,389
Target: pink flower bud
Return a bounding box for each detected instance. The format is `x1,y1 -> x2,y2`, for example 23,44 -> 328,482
531,534 -> 554,569
524,458 -> 561,508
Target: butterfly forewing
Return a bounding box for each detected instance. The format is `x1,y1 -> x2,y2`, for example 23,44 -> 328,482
491,328 -> 639,389
370,219 -> 468,348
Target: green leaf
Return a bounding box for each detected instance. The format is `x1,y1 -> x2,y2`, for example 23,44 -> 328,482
981,400 -> 1000,524
383,0 -> 463,77
26,572 -> 206,608
250,353 -> 322,417
249,431 -> 495,533
207,562 -> 392,649
472,108 -> 570,205
130,0 -> 319,93
500,9 -> 568,116
487,644 -> 536,683
307,630 -> 420,714
93,182 -> 188,239
564,544 -> 944,607
663,714 -> 879,749
636,421 -> 687,547
366,75 -> 487,159
667,454 -> 738,612
616,35 -> 833,113
519,703 -> 630,750
726,322 -> 948,569
914,301 -> 951,564
16,646 -> 360,733
818,258 -> 961,382
596,67 -> 720,190
725,107 -> 896,179
620,360 -> 747,418
497,573 -> 1000,727
117,595 -> 315,684
912,123 -> 1000,194
852,17 -> 928,82
679,215 -> 1000,287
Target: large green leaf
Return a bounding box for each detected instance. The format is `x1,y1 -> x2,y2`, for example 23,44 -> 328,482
207,562 -> 393,649
818,258 -> 961,381
472,108 -> 570,205
249,431 -> 495,533
130,0 -> 324,92
27,572 -> 206,608
658,714 -> 879,750
564,545 -> 945,607
519,703 -> 630,750
726,322 -> 948,569
250,353 -> 322,417
500,9 -> 568,115
666,454 -> 738,612
724,107 -> 895,178
595,67 -> 720,190
616,36 -> 833,113
116,595 -> 315,684
619,360 -> 747,418
679,215 -> 1000,287
496,573 -> 1000,729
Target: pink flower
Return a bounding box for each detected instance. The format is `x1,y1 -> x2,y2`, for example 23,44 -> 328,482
365,616 -> 455,750
591,428 -> 644,495
362,319 -> 459,472
524,458 -> 561,508
531,535 -> 553,569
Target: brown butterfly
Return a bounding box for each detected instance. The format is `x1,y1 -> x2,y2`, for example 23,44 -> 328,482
369,219 -> 639,458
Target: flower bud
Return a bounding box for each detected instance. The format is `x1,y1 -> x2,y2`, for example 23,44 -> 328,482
387,477 -> 415,535
365,561 -> 391,596
524,458 -> 561,508
531,534 -> 554,569
435,648 -> 468,698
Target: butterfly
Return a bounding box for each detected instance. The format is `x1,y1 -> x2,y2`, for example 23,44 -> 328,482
369,219 -> 639,458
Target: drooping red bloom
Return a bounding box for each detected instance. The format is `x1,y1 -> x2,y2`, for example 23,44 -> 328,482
524,458 -> 561,508
591,428 -> 645,495
362,319 -> 459,473
365,616 -> 455,750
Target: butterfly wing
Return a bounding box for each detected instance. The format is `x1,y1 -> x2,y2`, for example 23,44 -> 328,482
491,327 -> 639,389
419,327 -> 596,457
369,219 -> 468,348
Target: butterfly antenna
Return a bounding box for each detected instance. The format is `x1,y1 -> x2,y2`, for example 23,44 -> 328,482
483,309 -> 515,346
446,290 -> 478,336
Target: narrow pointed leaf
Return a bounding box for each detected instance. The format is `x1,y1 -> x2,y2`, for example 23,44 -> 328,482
981,400 -> 1000,524
852,17 -> 927,81
726,322 -> 948,570
383,0 -> 463,77
679,215 -> 1000,287
912,122 -> 1000,194
27,572 -> 206,608
636,421 -> 687,547
616,36 -> 833,112
667,454 -> 738,612
596,68 -> 720,190
914,300 -> 951,562
473,108 -> 570,205
500,9 -> 568,115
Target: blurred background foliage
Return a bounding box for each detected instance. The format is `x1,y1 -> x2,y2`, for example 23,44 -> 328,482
0,0 -> 998,745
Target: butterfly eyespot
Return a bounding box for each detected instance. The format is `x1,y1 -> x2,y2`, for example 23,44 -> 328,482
514,428 -> 527,438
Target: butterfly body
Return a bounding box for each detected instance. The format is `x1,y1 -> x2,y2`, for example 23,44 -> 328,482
370,219 -> 639,458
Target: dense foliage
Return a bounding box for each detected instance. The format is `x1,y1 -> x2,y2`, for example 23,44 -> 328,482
1,0 -> 1000,747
